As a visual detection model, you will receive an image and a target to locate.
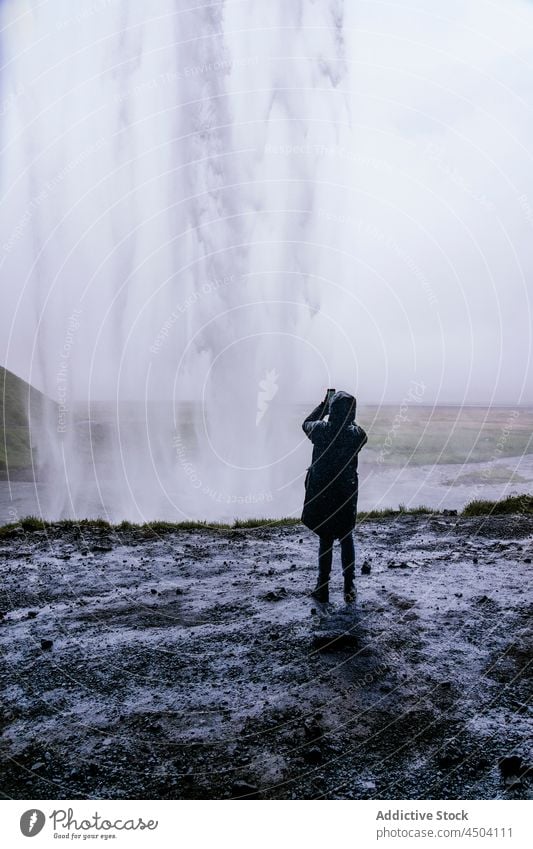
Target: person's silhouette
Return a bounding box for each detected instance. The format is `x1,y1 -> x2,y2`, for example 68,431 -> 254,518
302,390 -> 367,604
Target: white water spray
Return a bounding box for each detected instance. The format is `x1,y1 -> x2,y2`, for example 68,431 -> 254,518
1,0 -> 355,521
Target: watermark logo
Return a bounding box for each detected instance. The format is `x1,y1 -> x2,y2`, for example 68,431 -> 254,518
20,809 -> 45,837
256,368 -> 279,426
376,379 -> 426,464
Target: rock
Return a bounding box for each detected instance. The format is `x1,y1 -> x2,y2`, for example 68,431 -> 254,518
87,762 -> 99,776
312,627 -> 358,651
303,746 -> 322,764
150,588 -> 157,595
498,755 -> 523,779
388,561 -> 409,569
40,639 -> 53,651
443,509 -> 458,516
27,610 -> 38,619
30,761 -> 45,771
438,746 -> 464,768
524,558 -> 532,564
303,718 -> 322,741
361,561 -> 371,575
175,588 -> 184,595
264,587 -> 288,601
231,780 -> 260,798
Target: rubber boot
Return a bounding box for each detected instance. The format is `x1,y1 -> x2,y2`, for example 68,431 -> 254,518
310,568 -> 330,604
343,562 -> 356,603
340,532 -> 356,603
343,578 -> 356,604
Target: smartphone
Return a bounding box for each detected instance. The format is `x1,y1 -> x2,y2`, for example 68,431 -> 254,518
326,388 -> 336,404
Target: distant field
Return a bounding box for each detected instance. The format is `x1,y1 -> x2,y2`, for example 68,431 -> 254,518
1,390 -> 532,522
3,385 -> 532,477
357,405 -> 533,467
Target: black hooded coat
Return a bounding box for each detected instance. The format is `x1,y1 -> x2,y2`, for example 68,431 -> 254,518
301,391 -> 367,538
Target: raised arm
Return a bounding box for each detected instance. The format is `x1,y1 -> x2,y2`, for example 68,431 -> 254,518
354,424 -> 368,453
302,395 -> 329,440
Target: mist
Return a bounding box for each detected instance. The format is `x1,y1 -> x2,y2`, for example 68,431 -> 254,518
0,0 -> 532,521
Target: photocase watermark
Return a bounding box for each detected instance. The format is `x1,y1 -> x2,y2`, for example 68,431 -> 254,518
7,506 -> 20,525
1,139 -> 105,260
150,274 -> 237,355
317,208 -> 438,307
55,0 -> 115,31
264,144 -> 397,177
265,142 -> 361,162
56,308 -> 83,433
111,56 -> 260,105
517,193 -> 533,228
20,809 -> 46,837
467,409 -> 521,500
172,434 -> 272,505
51,807 -> 158,834
256,368 -> 279,426
0,82 -> 25,119
376,380 -> 426,464
424,143 -> 495,212
19,806 -> 159,837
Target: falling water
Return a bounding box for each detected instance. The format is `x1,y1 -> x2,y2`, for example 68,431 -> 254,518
0,0 -> 354,522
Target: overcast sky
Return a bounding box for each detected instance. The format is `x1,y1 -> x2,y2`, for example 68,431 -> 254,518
1,0 -> 532,406
318,0 -> 533,404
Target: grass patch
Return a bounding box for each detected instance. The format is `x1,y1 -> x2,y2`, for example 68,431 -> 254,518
232,516 -> 299,529
358,504 -> 436,521
1,496 -> 531,539
462,494 -> 533,516
0,515 -> 301,538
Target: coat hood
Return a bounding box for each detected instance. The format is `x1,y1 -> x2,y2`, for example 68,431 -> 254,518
328,391 -> 356,427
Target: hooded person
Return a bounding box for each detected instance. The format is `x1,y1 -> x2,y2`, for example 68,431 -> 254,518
301,390 -> 367,604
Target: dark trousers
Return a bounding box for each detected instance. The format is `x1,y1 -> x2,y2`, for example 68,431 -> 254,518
318,531 -> 355,585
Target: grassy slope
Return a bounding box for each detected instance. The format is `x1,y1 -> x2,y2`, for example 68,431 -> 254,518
0,366 -> 55,476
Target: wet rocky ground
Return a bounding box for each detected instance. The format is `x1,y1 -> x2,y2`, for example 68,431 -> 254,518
0,514 -> 532,800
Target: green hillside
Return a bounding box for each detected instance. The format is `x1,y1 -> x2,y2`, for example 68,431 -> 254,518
0,367 -> 56,478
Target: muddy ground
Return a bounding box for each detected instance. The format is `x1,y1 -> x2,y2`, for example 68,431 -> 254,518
0,514 -> 532,800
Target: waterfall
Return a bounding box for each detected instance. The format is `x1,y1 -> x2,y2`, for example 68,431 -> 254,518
0,0 -> 353,522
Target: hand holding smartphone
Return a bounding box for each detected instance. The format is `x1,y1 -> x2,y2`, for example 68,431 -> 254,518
326,388 -> 335,405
